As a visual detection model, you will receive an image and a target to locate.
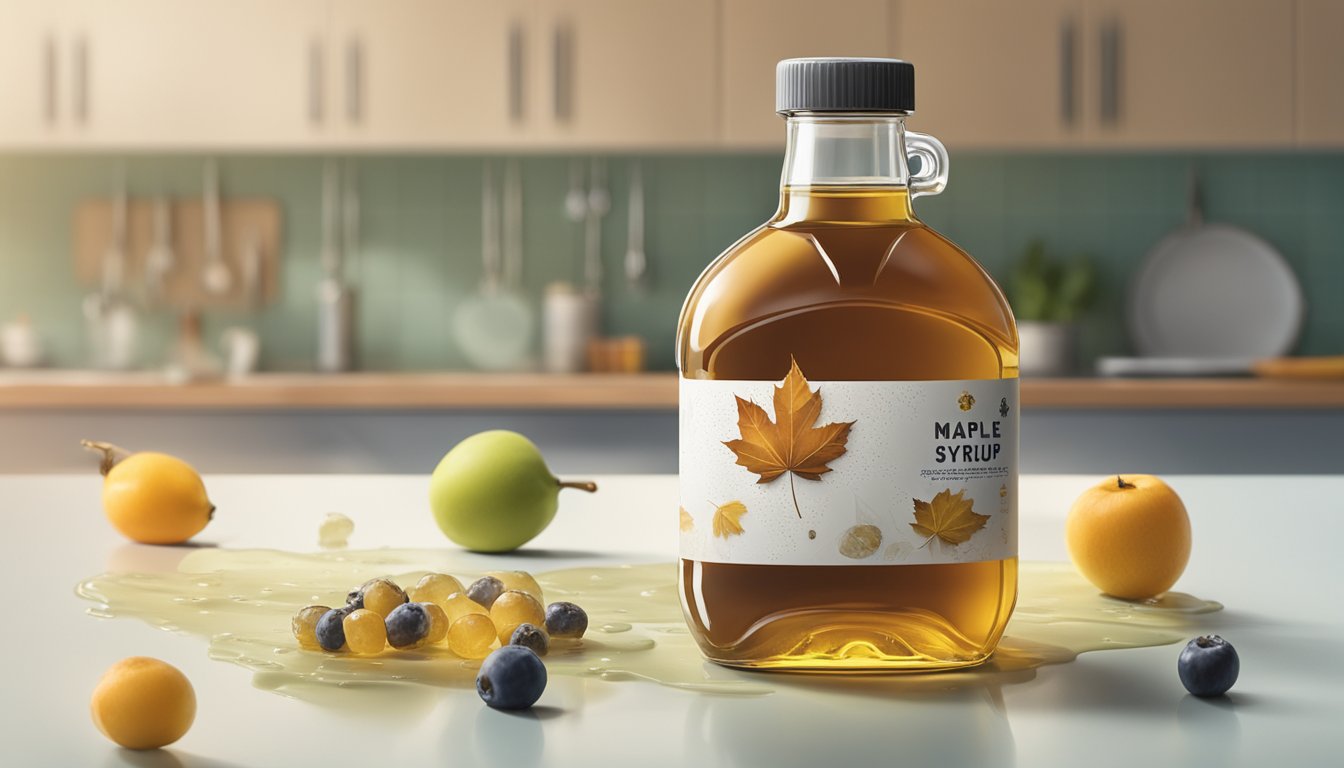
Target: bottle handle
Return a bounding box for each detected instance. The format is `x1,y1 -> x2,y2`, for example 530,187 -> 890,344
906,131 -> 949,198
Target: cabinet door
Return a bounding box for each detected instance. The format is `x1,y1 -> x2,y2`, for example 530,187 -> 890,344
1295,0 -> 1344,146
538,0 -> 717,148
70,0 -> 327,148
0,1 -> 64,146
893,0 -> 1084,150
330,0 -> 529,148
721,0 -> 892,149
1086,0 -> 1292,147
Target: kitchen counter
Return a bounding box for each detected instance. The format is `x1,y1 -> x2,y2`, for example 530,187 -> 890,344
1,473 -> 1339,767
2,371 -> 1343,410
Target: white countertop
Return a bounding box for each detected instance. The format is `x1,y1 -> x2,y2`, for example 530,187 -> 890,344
1,473 -> 1340,767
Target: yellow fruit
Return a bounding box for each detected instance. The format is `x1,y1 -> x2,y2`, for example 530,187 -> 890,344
408,573 -> 464,607
440,592 -> 489,624
1066,474 -> 1192,600
343,609 -> 387,655
90,657 -> 196,750
419,602 -> 449,646
447,614 -> 497,659
84,441 -> 214,545
486,570 -> 544,604
362,579 -> 408,618
489,590 -> 546,644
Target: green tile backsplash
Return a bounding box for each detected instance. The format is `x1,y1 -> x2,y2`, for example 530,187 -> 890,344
1,152 -> 1341,372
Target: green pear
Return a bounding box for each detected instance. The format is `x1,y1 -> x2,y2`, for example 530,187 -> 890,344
429,430 -> 596,553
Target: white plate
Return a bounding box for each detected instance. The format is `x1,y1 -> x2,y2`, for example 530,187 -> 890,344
1129,223 -> 1303,358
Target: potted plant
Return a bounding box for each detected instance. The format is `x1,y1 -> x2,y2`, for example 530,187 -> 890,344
1008,241 -> 1095,376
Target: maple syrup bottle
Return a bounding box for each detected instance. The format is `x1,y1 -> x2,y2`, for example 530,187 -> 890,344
676,58 -> 1018,670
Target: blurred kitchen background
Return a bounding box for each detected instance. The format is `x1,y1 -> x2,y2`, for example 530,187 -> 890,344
1,0 -> 1341,474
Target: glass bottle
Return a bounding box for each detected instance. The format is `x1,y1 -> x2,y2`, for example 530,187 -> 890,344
676,58 -> 1018,670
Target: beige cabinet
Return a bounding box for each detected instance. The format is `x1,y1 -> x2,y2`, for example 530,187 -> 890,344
721,0 -> 893,149
0,1 -> 74,146
329,0 -> 529,148
1295,0 -> 1344,146
894,0 -> 1294,149
1086,0 -> 1292,147
55,0 -> 327,148
893,0 -> 1083,149
534,0 -> 717,148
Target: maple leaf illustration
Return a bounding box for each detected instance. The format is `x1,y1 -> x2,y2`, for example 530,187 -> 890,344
910,489 -> 990,547
723,358 -> 855,518
712,501 -> 747,539
679,506 -> 694,532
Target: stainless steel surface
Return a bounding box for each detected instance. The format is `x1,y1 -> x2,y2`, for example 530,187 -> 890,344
553,21 -> 574,122
584,158 -> 609,294
1059,17 -> 1077,127
453,161 -> 533,371
502,159 -> 524,289
308,38 -> 325,125
1100,19 -> 1120,126
346,37 -> 364,124
42,35 -> 57,126
144,196 -> 175,301
565,159 -> 586,222
508,22 -> 525,123
1128,170 -> 1304,359
624,161 -> 647,291
316,161 -> 353,373
201,160 -> 232,294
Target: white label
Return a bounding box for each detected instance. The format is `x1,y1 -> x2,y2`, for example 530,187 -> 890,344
679,363 -> 1017,566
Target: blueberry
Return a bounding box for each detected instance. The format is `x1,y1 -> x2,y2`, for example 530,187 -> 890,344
316,607 -> 351,651
545,601 -> 588,638
385,602 -> 431,648
476,646 -> 547,710
467,576 -> 505,609
1178,635 -> 1239,697
509,623 -> 549,656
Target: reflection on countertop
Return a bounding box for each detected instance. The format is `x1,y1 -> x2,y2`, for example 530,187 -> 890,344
0,371 -> 1342,410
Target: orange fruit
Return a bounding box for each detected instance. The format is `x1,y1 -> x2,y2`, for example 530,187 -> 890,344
90,657 -> 196,750
1065,474 -> 1191,600
101,451 -> 214,544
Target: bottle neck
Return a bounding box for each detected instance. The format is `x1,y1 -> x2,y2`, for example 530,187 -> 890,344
775,113 -> 916,225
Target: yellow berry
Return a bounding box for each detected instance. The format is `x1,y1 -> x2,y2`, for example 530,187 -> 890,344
92,445 -> 214,545
447,614 -> 497,659
90,657 -> 196,750
419,602 -> 449,646
441,592 -> 490,624
408,573 -> 464,607
486,570 -> 544,604
490,590 -> 546,644
363,579 -> 408,618
291,605 -> 330,650
343,609 -> 387,655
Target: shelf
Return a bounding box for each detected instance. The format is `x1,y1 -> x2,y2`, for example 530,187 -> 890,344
0,372 -> 1341,410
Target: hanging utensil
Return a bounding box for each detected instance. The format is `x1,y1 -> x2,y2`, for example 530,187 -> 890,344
624,161 -> 648,292
84,166 -> 139,370
316,160 -> 354,372
201,160 -> 232,295
565,159 -> 587,223
144,196 -> 175,302
454,160 -> 533,371
584,157 -> 609,297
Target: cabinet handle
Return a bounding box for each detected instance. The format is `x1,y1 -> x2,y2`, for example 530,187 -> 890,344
1059,17 -> 1076,128
42,34 -> 57,126
1100,19 -> 1120,126
346,37 -> 363,124
507,22 -> 524,123
72,35 -> 88,125
553,21 -> 573,123
308,39 -> 325,125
